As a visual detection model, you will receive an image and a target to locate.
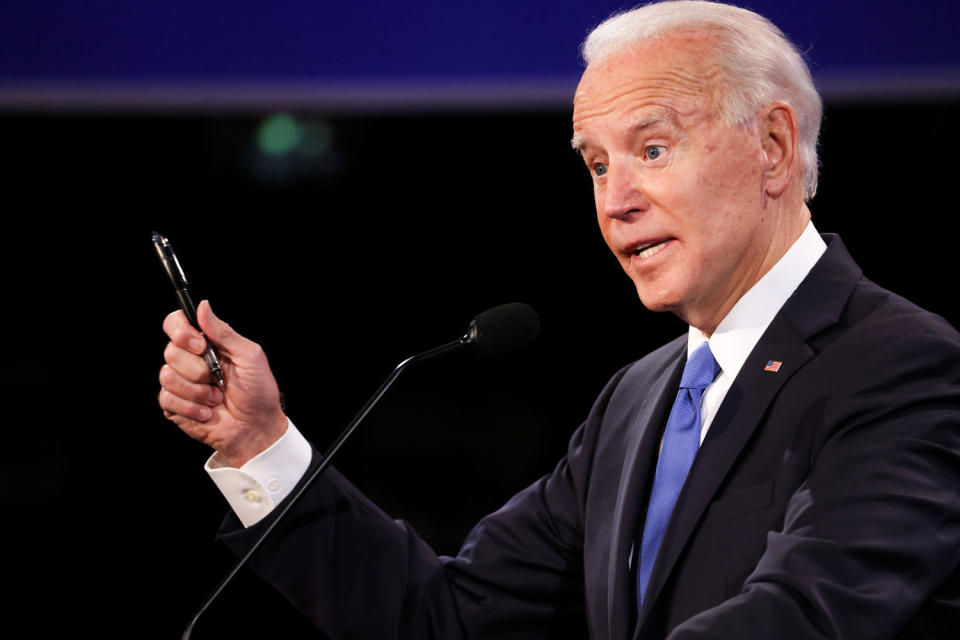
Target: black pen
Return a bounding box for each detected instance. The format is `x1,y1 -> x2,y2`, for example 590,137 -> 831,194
152,231 -> 226,388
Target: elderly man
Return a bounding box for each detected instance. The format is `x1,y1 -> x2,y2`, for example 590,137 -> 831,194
159,2 -> 960,638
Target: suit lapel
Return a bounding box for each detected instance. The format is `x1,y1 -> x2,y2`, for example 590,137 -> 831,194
633,233 -> 863,637
635,316 -> 814,630
607,340 -> 686,640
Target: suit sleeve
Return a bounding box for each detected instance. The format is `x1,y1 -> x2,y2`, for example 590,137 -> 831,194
668,328 -> 960,639
217,366 -> 631,640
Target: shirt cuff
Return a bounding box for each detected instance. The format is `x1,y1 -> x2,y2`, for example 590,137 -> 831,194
205,419 -> 312,528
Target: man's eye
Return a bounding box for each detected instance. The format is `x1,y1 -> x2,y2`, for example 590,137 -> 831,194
593,163 -> 608,177
644,146 -> 665,161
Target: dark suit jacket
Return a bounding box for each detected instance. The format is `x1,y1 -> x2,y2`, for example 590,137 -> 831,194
221,235 -> 960,639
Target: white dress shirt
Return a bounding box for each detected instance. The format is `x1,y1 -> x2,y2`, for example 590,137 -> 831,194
206,419 -> 312,527
208,223 -> 827,528
693,222 -> 826,443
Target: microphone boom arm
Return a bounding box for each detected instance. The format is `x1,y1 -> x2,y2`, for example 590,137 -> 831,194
181,330 -> 475,639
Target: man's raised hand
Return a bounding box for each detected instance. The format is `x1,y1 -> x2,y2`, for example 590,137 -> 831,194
159,300 -> 287,467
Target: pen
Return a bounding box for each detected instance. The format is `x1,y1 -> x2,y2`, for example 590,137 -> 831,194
152,231 -> 226,388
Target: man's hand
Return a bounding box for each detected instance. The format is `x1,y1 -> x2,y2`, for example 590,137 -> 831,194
159,300 -> 287,468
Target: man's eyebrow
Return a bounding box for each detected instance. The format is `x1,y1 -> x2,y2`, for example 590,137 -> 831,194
570,133 -> 587,153
570,111 -> 678,153
628,111 -> 676,133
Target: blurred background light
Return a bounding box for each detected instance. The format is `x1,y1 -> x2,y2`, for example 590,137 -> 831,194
257,113 -> 302,156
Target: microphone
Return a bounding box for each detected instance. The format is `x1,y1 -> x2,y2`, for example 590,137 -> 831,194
182,303 -> 539,639
468,302 -> 540,358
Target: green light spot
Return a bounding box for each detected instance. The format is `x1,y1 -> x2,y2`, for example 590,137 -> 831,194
257,114 -> 302,155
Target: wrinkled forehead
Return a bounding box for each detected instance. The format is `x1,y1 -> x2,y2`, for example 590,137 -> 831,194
572,32 -> 724,127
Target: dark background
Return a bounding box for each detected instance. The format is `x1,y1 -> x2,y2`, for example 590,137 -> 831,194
2,1 -> 960,636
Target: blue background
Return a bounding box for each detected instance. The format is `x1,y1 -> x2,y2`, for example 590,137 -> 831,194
2,0 -> 958,101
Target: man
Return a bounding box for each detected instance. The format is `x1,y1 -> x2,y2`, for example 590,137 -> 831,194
159,2 -> 960,638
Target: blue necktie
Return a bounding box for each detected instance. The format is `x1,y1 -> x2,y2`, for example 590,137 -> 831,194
637,341 -> 720,608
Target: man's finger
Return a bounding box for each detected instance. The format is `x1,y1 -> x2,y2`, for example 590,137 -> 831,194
158,388 -> 213,422
162,309 -> 208,355
159,364 -> 222,406
164,342 -> 216,384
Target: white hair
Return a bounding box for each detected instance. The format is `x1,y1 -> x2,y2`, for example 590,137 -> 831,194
582,1 -> 823,201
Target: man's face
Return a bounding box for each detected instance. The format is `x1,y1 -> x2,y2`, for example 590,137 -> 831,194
572,34 -> 781,332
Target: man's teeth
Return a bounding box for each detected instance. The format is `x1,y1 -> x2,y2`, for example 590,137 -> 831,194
632,241 -> 668,258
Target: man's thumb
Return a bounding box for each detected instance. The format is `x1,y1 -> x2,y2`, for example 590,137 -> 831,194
197,300 -> 243,355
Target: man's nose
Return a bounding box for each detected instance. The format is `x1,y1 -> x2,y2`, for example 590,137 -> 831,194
600,161 -> 649,220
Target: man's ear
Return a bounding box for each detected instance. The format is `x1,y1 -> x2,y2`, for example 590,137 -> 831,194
759,101 -> 799,198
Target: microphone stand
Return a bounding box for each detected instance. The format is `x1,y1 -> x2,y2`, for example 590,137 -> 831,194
182,328 -> 477,639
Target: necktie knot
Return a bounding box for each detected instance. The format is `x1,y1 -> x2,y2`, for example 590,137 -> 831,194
679,342 -> 720,391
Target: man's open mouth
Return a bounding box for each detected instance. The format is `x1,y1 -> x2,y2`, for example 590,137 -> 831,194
631,240 -> 670,259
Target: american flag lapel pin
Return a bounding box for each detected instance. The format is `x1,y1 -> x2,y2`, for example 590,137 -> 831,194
763,360 -> 783,373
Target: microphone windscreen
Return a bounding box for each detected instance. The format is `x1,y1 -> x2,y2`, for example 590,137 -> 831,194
470,303 -> 540,357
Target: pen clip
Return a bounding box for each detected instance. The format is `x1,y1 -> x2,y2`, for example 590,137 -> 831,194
153,231 -> 189,288
168,246 -> 188,287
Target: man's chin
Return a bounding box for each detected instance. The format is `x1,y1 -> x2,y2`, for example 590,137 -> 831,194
634,286 -> 681,314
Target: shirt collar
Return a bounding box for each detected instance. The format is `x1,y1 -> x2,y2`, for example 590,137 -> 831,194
687,221 -> 827,379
